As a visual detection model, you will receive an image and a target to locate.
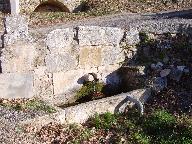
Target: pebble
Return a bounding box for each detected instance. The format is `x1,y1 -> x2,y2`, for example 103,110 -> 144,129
183,68 -> 190,73
151,63 -> 156,70
160,69 -> 171,77
152,77 -> 167,92
156,62 -> 164,68
177,66 -> 185,71
170,68 -> 183,82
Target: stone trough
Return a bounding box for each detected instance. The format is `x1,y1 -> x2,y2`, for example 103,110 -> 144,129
21,89 -> 151,132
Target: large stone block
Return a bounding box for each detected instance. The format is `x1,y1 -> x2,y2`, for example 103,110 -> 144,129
0,73 -> 34,99
46,28 -> 74,53
78,26 -> 124,46
4,15 -> 29,45
45,52 -> 78,73
79,46 -> 125,68
1,41 -> 38,73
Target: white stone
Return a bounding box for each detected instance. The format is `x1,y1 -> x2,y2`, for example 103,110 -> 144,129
177,66 -> 185,71
4,15 -> 28,45
0,73 -> 34,99
125,28 -> 140,45
33,67 -> 54,101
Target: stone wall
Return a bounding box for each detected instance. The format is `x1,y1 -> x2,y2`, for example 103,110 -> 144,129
0,15 -> 127,105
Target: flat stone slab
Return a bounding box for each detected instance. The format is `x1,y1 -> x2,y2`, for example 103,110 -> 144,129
21,89 -> 151,132
0,73 -> 34,99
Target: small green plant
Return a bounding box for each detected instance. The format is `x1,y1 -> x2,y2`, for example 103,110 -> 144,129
91,112 -> 117,130
133,131 -> 151,144
0,99 -> 56,113
24,99 -> 56,113
75,81 -> 105,101
144,110 -> 176,134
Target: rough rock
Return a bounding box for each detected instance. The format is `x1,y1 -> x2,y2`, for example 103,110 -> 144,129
125,28 -> 140,45
79,45 -> 124,68
170,67 -> 183,82
78,26 -> 124,46
4,15 -> 29,46
0,73 -> 34,99
52,68 -> 98,104
46,28 -> 74,53
160,69 -> 171,77
97,64 -> 121,86
45,52 -> 78,73
152,77 -> 167,92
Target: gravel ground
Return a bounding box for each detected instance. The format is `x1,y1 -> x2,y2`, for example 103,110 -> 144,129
0,106 -> 48,144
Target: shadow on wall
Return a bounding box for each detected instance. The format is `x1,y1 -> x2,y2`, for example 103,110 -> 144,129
34,1 -> 70,12
0,0 -> 11,13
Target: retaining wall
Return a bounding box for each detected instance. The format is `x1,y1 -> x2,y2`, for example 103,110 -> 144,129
1,15 -> 192,105
0,15 -> 128,105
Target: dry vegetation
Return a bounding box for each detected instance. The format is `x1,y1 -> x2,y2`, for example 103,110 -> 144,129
28,0 -> 192,28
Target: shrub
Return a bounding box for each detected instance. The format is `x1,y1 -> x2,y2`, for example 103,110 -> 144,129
144,110 -> 176,135
75,81 -> 105,101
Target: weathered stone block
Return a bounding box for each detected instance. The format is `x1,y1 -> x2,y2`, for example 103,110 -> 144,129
1,41 -> 38,73
33,67 -> 54,102
46,28 -> 74,53
78,26 -> 124,46
4,15 -> 29,45
79,46 -> 102,68
101,45 -> 125,65
0,73 -> 34,99
79,46 -> 125,68
45,52 -> 78,73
